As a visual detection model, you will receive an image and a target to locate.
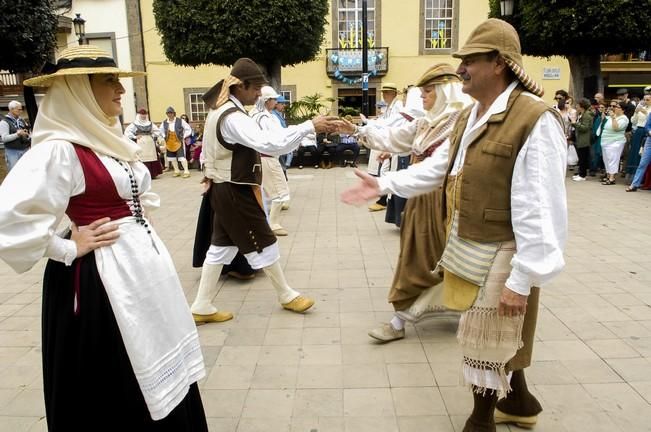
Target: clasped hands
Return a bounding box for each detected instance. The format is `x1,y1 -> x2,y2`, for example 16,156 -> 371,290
311,116 -> 359,135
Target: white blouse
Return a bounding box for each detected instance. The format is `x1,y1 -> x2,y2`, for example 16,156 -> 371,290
0,140 -> 203,421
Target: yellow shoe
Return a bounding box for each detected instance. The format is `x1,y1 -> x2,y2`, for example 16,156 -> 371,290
281,203 -> 290,210
182,172 -> 191,178
192,311 -> 233,324
173,171 -> 181,177
368,203 -> 386,212
494,408 -> 537,429
282,296 -> 315,313
273,227 -> 289,236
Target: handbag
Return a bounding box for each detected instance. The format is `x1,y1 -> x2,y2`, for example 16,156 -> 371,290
567,143 -> 579,166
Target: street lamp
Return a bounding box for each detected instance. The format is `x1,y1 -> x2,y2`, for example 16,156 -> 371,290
500,0 -> 514,16
72,13 -> 86,45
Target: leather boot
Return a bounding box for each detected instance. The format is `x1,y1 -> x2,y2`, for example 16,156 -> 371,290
262,261 -> 314,312
495,369 -> 541,429
190,263 -> 233,323
463,388 -> 497,432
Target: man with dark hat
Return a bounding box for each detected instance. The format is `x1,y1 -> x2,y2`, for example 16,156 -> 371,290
160,106 -> 192,178
341,18 -> 568,431
189,58 -> 338,323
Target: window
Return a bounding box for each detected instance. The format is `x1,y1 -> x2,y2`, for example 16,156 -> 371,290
421,0 -> 458,53
188,93 -> 208,121
85,33 -> 117,60
337,0 -> 376,49
280,91 -> 292,103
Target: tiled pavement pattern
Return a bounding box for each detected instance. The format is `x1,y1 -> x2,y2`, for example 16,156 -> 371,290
1,166 -> 650,431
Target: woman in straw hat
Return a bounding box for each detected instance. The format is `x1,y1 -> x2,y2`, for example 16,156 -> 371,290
339,64 -> 472,342
0,45 -> 208,430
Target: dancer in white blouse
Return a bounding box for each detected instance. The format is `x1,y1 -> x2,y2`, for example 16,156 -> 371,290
0,46 -> 208,430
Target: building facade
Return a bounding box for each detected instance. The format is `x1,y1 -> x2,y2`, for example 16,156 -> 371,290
140,0 -> 575,124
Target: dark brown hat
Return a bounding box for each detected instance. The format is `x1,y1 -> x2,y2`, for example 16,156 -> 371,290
231,58 -> 267,84
202,58 -> 268,108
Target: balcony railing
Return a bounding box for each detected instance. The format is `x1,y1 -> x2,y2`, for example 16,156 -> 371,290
0,72 -> 23,96
326,47 -> 389,78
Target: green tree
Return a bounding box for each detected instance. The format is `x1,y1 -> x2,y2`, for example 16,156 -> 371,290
488,0 -> 651,98
0,0 -> 57,74
153,0 -> 329,90
0,0 -> 57,127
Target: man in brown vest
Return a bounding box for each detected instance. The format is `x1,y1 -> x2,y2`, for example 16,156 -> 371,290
341,19 -> 568,431
190,58 -> 339,324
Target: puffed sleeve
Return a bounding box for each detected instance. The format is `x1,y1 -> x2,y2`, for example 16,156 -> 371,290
0,140 -> 83,273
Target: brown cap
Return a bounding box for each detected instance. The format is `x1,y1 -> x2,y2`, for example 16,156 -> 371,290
453,18 -> 543,97
202,58 -> 268,108
415,63 -> 460,87
231,58 -> 267,84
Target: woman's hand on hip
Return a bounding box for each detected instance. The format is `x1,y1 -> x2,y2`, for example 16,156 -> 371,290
71,217 -> 120,258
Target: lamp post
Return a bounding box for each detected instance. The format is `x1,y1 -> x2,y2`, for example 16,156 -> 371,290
361,0 -> 369,116
72,13 -> 86,45
500,0 -> 514,17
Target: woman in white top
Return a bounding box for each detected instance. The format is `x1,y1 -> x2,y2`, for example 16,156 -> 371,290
627,94 -> 651,176
0,45 -> 207,430
600,100 -> 630,185
251,86 -> 292,236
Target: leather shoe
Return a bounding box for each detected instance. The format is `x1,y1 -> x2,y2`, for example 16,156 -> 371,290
368,323 -> 405,342
192,311 -> 233,324
282,295 -> 315,313
494,409 -> 537,429
227,271 -> 255,280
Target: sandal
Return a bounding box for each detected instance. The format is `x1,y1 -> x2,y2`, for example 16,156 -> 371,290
602,179 -> 616,185
626,186 -> 638,192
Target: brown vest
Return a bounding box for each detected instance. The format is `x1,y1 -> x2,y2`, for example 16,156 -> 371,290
443,86 -> 562,242
216,106 -> 263,185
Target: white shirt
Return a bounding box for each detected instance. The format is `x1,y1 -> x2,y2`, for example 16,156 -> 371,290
378,82 -> 568,296
221,96 -> 314,156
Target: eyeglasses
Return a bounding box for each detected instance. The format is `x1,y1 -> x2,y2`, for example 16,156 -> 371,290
554,97 -> 563,100
610,104 -> 619,108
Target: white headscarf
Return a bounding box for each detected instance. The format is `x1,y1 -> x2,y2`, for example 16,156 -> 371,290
400,87 -> 426,120
411,81 -> 472,155
31,75 -> 141,161
133,113 -> 151,127
424,81 -> 472,127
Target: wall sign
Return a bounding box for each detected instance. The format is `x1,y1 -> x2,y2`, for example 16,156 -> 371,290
543,67 -> 561,80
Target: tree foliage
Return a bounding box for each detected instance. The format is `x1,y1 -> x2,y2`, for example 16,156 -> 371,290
0,0 -> 57,73
153,0 -> 328,69
488,0 -> 651,57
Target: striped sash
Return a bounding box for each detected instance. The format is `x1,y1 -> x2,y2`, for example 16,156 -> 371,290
438,213 -> 500,287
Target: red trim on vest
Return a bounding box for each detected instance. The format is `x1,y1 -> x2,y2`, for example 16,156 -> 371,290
66,145 -> 132,226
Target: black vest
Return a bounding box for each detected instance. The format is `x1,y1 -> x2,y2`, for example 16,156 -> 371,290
216,107 -> 262,185
2,116 -> 30,150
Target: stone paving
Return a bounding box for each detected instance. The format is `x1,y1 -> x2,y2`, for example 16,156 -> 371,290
0,166 -> 650,431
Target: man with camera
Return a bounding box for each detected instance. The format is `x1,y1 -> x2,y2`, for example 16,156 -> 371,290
0,101 -> 31,171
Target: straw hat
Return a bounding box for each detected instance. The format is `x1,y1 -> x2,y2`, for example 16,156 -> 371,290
381,83 -> 398,92
452,18 -> 543,97
23,45 -> 145,87
415,63 -> 460,87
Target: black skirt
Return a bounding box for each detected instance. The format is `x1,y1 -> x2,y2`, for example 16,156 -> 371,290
42,254 -> 208,432
385,156 -> 411,227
